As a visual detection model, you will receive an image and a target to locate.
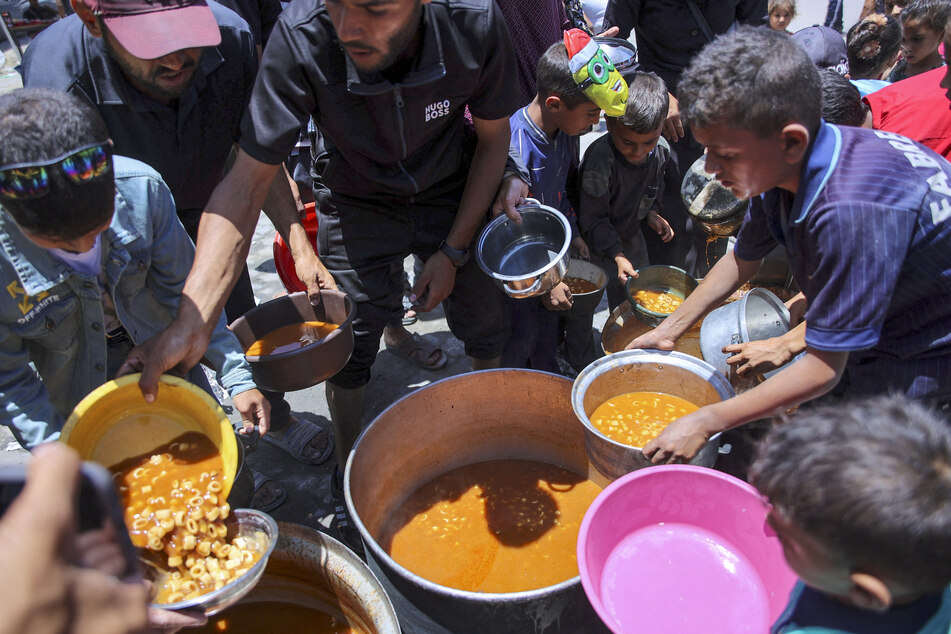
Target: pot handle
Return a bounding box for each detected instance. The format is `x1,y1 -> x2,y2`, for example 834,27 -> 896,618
504,275 -> 545,299
515,197 -> 542,212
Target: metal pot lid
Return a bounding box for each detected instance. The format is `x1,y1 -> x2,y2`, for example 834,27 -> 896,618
681,156 -> 748,223
594,37 -> 638,71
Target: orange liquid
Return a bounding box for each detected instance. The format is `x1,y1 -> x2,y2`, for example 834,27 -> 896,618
590,391 -> 699,447
245,320 -> 337,356
564,276 -> 600,294
381,459 -> 602,593
195,601 -> 360,633
633,289 -> 684,313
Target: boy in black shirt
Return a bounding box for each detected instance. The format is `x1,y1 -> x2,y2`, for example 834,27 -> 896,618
578,72 -> 674,310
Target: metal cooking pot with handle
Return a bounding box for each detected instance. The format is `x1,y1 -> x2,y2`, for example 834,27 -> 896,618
476,198 -> 571,299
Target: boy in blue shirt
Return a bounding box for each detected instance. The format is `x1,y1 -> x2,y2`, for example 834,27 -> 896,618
630,27 -> 951,464
0,88 -> 268,448
578,71 -> 675,311
502,39 -> 605,372
751,396 -> 951,634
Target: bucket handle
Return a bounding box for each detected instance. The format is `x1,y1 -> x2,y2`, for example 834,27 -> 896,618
516,196 -> 542,211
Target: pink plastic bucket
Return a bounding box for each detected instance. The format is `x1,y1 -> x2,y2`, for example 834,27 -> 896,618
577,465 -> 796,633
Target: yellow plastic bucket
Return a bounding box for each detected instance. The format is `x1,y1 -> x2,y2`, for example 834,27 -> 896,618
60,374 -> 238,498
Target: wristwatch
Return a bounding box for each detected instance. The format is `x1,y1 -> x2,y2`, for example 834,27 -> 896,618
439,240 -> 469,267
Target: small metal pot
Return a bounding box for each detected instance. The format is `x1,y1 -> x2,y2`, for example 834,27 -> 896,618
476,199 -> 571,299
625,265 -> 698,327
229,291 -> 355,392
571,350 -> 735,481
600,301 -> 703,358
564,258 -> 607,315
700,287 -> 799,381
681,156 -> 748,237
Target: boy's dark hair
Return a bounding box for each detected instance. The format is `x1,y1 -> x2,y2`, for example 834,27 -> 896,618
610,71 -> 668,133
0,88 -> 114,241
678,27 -> 821,137
536,41 -> 593,110
819,68 -> 869,127
749,396 -> 951,594
901,0 -> 951,33
847,14 -> 902,79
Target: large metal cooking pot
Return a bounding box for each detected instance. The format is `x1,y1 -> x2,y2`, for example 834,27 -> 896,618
571,350 -> 735,481
476,199 -> 571,299
681,156 -> 748,237
193,522 -> 400,633
345,370 -> 610,634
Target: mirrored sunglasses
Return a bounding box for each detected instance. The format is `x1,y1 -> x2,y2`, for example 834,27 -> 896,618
0,142 -> 112,200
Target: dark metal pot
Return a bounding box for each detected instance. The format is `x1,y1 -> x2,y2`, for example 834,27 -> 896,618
229,291 -> 355,392
345,370 -> 610,634
564,258 -> 607,315
681,156 -> 748,237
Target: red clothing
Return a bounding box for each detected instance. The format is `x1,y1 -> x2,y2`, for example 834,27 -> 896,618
864,67 -> 951,162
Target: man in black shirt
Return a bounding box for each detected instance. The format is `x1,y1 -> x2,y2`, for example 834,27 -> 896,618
128,0 -> 521,468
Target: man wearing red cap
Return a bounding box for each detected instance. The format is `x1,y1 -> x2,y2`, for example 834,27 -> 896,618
21,0 -> 336,478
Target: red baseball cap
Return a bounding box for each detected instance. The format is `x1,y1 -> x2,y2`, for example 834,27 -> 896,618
84,0 -> 221,60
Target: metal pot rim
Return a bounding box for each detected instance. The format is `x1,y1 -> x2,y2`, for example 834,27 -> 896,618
475,204 -> 572,282
344,369 -> 586,604
570,350 -> 732,451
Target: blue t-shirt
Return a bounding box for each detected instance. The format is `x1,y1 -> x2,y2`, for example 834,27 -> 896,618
509,106 -> 580,238
734,122 -> 951,402
773,582 -> 951,634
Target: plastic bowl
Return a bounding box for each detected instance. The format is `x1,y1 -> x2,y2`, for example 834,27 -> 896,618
149,508 -> 279,616
60,374 -> 238,498
577,466 -> 796,634
625,265 -> 698,327
272,202 -> 318,294
229,290 -> 355,392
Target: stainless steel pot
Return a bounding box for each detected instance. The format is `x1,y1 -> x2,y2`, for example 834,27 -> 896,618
194,522 -> 400,633
345,369 -> 610,634
476,199 -> 571,299
571,350 -> 735,481
700,287 -> 800,381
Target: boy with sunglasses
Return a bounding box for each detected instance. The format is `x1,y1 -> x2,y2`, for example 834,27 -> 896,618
0,88 -> 269,449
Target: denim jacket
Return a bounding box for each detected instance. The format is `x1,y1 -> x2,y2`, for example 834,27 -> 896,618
0,156 -> 256,447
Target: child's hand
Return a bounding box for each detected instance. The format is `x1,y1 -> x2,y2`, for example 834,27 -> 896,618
648,211 -> 674,242
543,282 -> 573,311
570,236 -> 590,260
614,255 -> 637,284
233,388 -> 271,436
663,93 -> 685,142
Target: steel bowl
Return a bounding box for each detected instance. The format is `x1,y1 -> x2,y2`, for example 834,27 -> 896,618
476,199 -> 571,299
571,350 -> 734,481
229,290 -> 355,392
625,265 -> 698,327
564,258 -> 607,315
149,508 -> 279,616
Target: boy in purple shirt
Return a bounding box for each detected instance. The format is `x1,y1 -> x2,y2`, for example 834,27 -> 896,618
629,27 -> 951,463
503,40 -> 602,371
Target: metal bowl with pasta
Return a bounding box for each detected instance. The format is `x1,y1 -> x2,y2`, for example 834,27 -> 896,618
146,509 -> 279,616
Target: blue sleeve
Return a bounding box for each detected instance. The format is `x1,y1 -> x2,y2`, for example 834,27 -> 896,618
733,196 -> 777,262
802,201 -> 914,351
0,322 -> 64,447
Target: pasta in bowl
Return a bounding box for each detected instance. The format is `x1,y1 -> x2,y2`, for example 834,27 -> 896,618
110,432 -> 278,614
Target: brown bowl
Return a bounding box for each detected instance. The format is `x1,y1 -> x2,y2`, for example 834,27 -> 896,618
229,291 -> 355,392
564,258 -> 607,315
